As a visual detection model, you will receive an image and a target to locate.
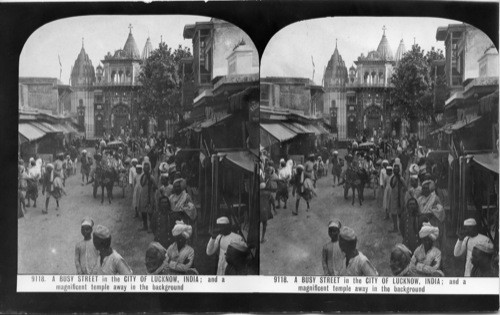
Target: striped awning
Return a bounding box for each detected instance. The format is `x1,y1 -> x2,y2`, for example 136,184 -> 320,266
260,123 -> 297,142
19,123 -> 46,141
53,123 -> 79,134
29,121 -> 62,134
281,122 -> 312,134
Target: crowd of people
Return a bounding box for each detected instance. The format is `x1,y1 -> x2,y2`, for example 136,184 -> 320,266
260,134 -> 498,277
19,133 -> 254,276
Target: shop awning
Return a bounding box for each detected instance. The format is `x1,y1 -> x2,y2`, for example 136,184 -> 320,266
200,113 -> 232,129
29,121 -> 62,134
281,122 -> 313,135
19,123 -> 47,141
315,124 -> 330,135
430,123 -> 453,135
222,150 -> 257,173
260,123 -> 297,142
302,124 -> 322,135
472,153 -> 499,174
450,116 -> 483,131
53,123 -> 79,134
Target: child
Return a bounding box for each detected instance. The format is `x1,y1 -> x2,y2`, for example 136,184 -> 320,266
322,219 -> 345,276
74,217 -> 99,275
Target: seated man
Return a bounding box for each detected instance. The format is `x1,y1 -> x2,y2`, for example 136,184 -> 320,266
145,241 -> 168,275
164,221 -> 197,275
409,223 -> 444,276
390,243 -> 417,276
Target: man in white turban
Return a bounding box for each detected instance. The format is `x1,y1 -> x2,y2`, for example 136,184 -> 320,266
409,223 -> 443,276
165,221 -> 197,275
206,216 -> 245,275
454,218 -> 492,276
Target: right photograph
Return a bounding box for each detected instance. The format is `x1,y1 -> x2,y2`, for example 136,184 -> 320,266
259,17 -> 499,277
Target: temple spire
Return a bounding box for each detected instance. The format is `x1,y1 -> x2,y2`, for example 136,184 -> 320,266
128,23 -> 133,34
82,37 -> 84,49
382,25 -> 386,35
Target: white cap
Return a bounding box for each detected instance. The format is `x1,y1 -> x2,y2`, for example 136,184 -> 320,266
216,216 -> 230,224
464,218 -> 477,226
328,219 -> 341,228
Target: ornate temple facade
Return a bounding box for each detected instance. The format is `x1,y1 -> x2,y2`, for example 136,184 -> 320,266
70,26 -> 152,139
323,27 -> 407,140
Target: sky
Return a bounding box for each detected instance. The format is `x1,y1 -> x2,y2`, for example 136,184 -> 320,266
19,15 -> 211,84
260,17 -> 473,85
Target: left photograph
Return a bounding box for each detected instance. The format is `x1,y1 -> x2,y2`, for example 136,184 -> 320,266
18,16 -> 260,275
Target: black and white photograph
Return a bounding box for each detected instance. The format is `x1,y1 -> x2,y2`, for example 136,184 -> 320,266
259,17 -> 499,278
18,15 -> 260,276
4,1 -> 499,311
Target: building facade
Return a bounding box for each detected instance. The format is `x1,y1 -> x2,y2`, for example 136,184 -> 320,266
69,27 -> 151,139
322,28 -> 406,140
19,77 -> 71,116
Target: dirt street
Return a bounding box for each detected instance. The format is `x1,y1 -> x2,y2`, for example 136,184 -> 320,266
18,151 -> 217,275
260,151 -> 462,276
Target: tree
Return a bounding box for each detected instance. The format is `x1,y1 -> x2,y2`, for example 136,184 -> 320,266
390,44 -> 444,128
138,43 -> 192,120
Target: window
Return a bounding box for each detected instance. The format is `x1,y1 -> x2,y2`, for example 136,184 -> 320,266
260,84 -> 270,103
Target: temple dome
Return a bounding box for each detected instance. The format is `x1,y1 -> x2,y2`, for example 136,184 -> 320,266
376,30 -> 394,61
123,29 -> 141,59
395,39 -> 406,64
142,37 -> 153,60
323,42 -> 348,87
70,45 -> 95,87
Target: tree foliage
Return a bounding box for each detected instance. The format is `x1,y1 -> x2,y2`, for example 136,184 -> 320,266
390,44 -> 444,125
138,43 -> 192,120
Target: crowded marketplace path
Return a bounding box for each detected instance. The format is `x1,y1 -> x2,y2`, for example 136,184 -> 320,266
18,148 -> 154,275
260,151 -> 462,276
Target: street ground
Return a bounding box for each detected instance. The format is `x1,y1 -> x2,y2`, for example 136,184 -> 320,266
260,150 -> 463,276
18,148 -> 217,275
